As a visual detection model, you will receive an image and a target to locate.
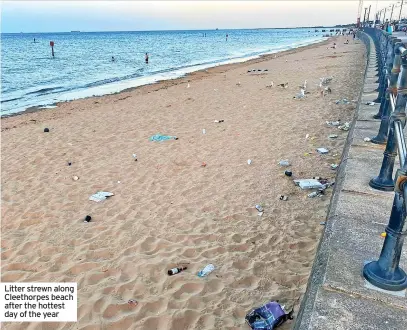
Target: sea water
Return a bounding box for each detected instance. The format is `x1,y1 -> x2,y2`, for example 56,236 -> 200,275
1,28 -> 326,116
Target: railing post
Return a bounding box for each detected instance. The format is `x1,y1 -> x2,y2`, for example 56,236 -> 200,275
373,34 -> 389,108
371,38 -> 401,145
364,45 -> 407,291
363,184 -> 407,291
369,42 -> 405,191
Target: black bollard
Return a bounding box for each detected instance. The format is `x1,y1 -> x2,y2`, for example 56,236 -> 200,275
363,177 -> 407,291
370,45 -> 407,191
371,38 -> 401,145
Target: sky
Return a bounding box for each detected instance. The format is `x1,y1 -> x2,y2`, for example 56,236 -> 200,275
1,1 -> 406,33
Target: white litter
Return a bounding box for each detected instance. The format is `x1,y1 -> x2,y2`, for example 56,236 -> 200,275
326,121 -> 340,127
316,148 -> 329,154
294,179 -> 324,190
364,137 -> 371,142
202,129 -> 206,134
89,191 -> 114,203
279,160 -> 290,166
255,204 -> 264,212
247,159 -> 252,165
366,102 -> 375,106
305,134 -> 310,139
328,134 -> 338,139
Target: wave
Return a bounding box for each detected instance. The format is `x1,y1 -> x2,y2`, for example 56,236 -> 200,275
25,86 -> 65,96
1,96 -> 23,103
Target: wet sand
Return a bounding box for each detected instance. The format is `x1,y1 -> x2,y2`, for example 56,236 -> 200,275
1,36 -> 366,330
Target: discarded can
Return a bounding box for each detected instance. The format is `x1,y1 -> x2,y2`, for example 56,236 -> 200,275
255,204 -> 264,212
279,160 -> 290,166
247,159 -> 252,165
84,215 -> 92,223
168,266 -> 187,276
284,170 -> 292,177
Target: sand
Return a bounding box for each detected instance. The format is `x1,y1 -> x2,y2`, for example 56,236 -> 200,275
1,36 -> 366,330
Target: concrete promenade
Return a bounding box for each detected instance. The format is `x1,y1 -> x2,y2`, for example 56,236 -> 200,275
294,32 -> 407,329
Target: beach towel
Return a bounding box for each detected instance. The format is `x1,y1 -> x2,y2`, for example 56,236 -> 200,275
149,134 -> 177,142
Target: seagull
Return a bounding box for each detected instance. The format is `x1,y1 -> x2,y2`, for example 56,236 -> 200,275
278,82 -> 288,88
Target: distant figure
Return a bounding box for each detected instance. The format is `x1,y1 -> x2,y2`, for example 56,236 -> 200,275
353,32 -> 356,40
145,53 -> 149,64
331,43 -> 337,49
226,33 -> 228,41
111,56 -> 115,62
33,38 -> 36,43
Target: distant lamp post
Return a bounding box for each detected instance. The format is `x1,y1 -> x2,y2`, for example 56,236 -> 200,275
390,4 -> 395,22
399,0 -> 405,21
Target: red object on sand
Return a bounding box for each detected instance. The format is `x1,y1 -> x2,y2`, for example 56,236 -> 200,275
50,41 -> 54,47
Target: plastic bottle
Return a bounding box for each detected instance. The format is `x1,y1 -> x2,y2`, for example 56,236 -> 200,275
168,266 -> 187,276
197,264 -> 215,277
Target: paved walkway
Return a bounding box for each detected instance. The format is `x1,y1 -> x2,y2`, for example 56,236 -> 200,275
294,32 -> 407,330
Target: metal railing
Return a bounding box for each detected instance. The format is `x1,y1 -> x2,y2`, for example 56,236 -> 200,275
359,27 -> 407,291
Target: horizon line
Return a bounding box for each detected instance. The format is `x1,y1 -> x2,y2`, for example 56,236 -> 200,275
1,24 -> 355,35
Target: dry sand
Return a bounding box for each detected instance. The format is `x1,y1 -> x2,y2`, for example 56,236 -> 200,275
1,36 -> 366,330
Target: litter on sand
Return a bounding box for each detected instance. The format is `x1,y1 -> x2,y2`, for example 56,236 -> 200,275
279,160 -> 290,166
330,163 -> 339,170
214,120 -> 224,123
335,98 -> 350,105
89,191 -> 114,203
316,148 -> 329,154
308,191 -> 323,198
132,153 -> 138,161
198,264 -> 215,277
328,134 -> 338,139
255,204 -> 264,212
326,121 -> 340,127
364,137 -> 371,142
258,212 -> 264,217
72,175 -> 79,181
149,134 -> 178,142
247,159 -> 252,165
338,122 -> 350,131
366,102 -> 376,106
279,195 -> 288,201
245,301 -> 293,330
294,179 -> 324,190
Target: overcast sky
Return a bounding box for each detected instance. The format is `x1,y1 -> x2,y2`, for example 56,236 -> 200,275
1,1 -> 406,33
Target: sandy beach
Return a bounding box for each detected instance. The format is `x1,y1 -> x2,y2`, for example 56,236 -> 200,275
1,36 -> 365,330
